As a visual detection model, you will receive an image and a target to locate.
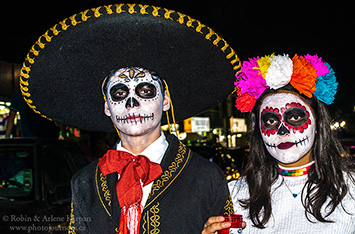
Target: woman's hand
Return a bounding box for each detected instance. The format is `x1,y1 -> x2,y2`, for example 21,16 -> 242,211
202,216 -> 231,234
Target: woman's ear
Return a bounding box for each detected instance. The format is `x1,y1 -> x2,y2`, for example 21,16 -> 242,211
104,101 -> 111,117
162,90 -> 171,112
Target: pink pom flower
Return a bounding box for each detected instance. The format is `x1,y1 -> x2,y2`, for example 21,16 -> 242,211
235,57 -> 268,99
304,54 -> 329,77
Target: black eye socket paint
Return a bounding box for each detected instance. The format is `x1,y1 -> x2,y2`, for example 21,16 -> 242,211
135,82 -> 157,99
261,111 -> 281,130
110,83 -> 129,102
283,107 -> 307,127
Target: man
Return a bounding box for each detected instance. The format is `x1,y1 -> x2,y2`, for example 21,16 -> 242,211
69,67 -> 233,233
19,4 -> 240,233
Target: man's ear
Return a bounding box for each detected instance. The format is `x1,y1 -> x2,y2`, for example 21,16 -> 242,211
162,90 -> 171,112
104,101 -> 111,117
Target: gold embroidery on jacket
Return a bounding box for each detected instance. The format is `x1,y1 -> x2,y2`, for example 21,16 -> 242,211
142,212 -> 148,233
142,202 -> 161,234
148,142 -> 187,199
95,163 -> 111,216
100,173 -> 112,206
224,195 -> 234,215
68,202 -> 76,234
149,203 -> 160,233
145,142 -> 191,209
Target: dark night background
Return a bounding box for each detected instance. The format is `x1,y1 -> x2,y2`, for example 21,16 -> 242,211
0,0 -> 354,134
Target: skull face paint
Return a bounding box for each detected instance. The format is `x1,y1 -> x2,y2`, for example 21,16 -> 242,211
259,92 -> 315,164
104,67 -> 168,136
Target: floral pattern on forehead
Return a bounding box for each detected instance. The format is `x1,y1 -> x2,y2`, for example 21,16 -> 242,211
116,67 -> 148,82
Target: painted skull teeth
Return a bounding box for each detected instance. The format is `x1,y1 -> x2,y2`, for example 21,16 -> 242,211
116,113 -> 155,124
265,135 -> 310,149
294,136 -> 309,146
265,142 -> 277,148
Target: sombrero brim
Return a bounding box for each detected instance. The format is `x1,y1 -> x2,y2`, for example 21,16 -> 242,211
20,4 -> 241,132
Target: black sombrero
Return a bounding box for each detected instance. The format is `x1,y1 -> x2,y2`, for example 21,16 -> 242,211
20,4 -> 241,132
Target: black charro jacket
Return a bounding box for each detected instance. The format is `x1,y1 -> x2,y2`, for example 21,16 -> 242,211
68,134 -> 233,234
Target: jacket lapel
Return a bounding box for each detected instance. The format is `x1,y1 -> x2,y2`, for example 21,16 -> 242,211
144,134 -> 191,209
95,162 -> 121,227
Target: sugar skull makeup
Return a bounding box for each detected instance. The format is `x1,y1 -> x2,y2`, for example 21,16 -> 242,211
259,92 -> 315,164
103,67 -> 169,136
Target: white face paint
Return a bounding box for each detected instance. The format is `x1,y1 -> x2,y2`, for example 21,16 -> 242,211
259,92 -> 315,164
104,67 -> 169,136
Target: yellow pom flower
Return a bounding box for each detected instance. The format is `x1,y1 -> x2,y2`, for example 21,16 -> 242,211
256,53 -> 274,78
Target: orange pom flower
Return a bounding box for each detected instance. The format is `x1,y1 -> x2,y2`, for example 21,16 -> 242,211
290,55 -> 318,98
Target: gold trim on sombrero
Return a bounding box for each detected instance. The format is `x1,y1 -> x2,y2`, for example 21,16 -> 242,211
20,4 -> 241,120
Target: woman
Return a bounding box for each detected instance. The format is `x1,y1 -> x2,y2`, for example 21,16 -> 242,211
203,54 -> 355,233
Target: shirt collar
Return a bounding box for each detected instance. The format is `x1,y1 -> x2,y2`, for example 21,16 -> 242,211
116,132 -> 169,164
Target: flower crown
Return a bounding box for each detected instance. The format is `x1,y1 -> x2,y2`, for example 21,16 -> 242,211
234,53 -> 338,112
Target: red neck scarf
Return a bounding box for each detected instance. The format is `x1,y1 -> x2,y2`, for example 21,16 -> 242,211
99,150 -> 163,234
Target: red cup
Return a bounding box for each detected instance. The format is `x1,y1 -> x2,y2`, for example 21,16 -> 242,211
218,214 -> 243,234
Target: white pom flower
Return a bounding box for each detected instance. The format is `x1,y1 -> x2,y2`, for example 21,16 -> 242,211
265,54 -> 293,89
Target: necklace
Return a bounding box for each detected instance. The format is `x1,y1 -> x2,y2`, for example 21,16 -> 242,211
279,161 -> 314,177
283,181 -> 302,198
279,161 -> 314,198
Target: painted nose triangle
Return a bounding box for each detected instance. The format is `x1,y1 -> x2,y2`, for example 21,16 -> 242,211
125,97 -> 140,108
277,124 -> 290,135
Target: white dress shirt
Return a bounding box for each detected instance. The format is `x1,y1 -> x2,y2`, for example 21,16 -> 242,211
116,132 -> 169,207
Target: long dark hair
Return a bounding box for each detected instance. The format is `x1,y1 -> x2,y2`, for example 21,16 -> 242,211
240,84 -> 354,228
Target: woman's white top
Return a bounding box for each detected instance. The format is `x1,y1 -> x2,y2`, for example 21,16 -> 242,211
229,173 -> 355,233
